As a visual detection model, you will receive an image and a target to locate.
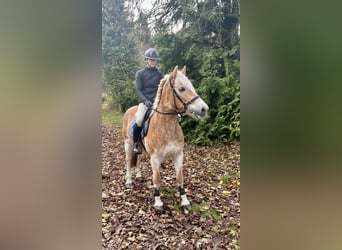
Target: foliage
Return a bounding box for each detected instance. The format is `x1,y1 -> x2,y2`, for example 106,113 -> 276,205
198,47 -> 240,142
102,0 -> 141,112
176,45 -> 240,144
151,0 -> 240,144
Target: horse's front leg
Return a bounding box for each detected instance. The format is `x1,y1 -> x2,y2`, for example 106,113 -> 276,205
174,151 -> 191,207
151,155 -> 163,210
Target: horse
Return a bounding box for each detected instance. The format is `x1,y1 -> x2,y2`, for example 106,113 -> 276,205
122,65 -> 209,210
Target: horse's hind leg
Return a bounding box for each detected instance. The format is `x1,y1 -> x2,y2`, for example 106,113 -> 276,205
135,155 -> 142,182
151,155 -> 163,210
124,140 -> 134,188
124,139 -> 142,187
174,152 -> 190,207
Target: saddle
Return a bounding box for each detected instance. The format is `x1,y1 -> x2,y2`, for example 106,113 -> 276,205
128,108 -> 152,144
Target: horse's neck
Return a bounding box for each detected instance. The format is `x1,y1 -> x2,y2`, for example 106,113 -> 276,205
157,82 -> 176,113
147,82 -> 184,147
152,84 -> 180,128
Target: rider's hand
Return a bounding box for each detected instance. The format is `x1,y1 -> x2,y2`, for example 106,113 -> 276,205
144,100 -> 153,108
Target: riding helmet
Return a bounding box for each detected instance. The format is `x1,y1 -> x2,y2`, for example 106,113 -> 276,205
144,48 -> 160,61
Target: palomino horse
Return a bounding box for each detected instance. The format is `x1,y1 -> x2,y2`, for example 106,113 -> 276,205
122,66 -> 209,210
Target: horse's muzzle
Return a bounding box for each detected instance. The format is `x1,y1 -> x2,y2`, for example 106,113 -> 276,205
190,102 -> 209,120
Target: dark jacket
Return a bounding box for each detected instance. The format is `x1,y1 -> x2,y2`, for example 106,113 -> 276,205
135,67 -> 163,103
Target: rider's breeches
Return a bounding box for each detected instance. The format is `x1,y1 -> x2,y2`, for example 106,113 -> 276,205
135,103 -> 148,127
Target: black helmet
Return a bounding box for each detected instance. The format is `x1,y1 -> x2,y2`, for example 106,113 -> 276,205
144,48 -> 160,61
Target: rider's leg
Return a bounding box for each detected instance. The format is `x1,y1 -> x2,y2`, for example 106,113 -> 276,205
133,103 -> 147,154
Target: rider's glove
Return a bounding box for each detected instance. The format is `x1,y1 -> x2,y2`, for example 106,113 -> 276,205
144,100 -> 153,108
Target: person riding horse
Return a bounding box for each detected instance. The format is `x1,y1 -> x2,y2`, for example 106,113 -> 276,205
132,48 -> 164,154
123,65 -> 209,210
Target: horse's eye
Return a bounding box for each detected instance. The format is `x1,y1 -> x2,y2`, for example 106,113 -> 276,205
179,87 -> 186,92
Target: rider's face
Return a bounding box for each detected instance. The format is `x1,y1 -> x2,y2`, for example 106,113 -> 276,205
147,59 -> 157,68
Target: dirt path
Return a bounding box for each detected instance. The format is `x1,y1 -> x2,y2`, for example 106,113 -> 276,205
102,123 -> 240,249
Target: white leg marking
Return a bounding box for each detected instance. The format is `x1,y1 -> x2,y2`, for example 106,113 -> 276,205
181,194 -> 190,206
154,196 -> 163,208
151,155 -> 163,208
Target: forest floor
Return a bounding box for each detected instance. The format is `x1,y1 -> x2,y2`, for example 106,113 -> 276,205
102,122 -> 240,250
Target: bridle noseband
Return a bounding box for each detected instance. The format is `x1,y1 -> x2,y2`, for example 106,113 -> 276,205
153,76 -> 200,116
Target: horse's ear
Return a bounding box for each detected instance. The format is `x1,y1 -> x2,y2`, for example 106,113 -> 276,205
171,65 -> 178,80
181,66 -> 186,75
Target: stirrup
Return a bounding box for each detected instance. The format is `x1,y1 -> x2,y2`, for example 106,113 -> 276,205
133,143 -> 141,154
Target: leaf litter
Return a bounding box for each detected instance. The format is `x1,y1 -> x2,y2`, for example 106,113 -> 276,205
102,123 -> 240,249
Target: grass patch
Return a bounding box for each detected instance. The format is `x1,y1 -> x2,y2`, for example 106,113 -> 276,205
173,204 -> 181,211
192,202 -> 222,221
163,188 -> 177,199
207,165 -> 218,179
219,174 -> 232,185
102,106 -> 124,129
219,168 -> 240,185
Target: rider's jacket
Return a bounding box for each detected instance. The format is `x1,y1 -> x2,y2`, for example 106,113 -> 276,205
135,67 -> 163,103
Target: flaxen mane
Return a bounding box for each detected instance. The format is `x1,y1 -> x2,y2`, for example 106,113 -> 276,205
152,74 -> 169,110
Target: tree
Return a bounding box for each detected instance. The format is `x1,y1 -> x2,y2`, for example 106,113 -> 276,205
102,0 -> 141,111
151,0 -> 240,144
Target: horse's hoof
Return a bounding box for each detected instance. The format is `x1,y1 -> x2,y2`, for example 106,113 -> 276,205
183,204 -> 191,209
125,183 -> 132,189
154,205 -> 163,211
135,177 -> 143,182
182,204 -> 191,214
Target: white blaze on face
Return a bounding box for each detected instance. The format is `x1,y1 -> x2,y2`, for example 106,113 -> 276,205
175,73 -> 209,119
176,73 -> 197,94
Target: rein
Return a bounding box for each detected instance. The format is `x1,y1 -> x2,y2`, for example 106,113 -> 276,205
152,76 -> 200,116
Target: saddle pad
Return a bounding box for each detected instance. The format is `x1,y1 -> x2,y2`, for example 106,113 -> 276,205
128,116 -> 151,139
128,118 -> 137,137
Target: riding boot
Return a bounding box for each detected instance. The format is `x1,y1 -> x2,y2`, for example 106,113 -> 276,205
132,123 -> 142,154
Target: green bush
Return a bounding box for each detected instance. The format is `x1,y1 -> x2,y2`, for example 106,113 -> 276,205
182,48 -> 240,145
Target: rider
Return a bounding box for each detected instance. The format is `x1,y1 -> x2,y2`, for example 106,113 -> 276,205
132,48 -> 164,154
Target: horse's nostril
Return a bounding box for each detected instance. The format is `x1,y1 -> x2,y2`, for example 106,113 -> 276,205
201,107 -> 207,114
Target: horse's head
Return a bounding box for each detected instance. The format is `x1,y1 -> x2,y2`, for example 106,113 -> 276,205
169,66 -> 209,120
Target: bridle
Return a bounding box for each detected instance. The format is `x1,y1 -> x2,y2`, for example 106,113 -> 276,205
153,76 -> 200,116
170,78 -> 200,112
